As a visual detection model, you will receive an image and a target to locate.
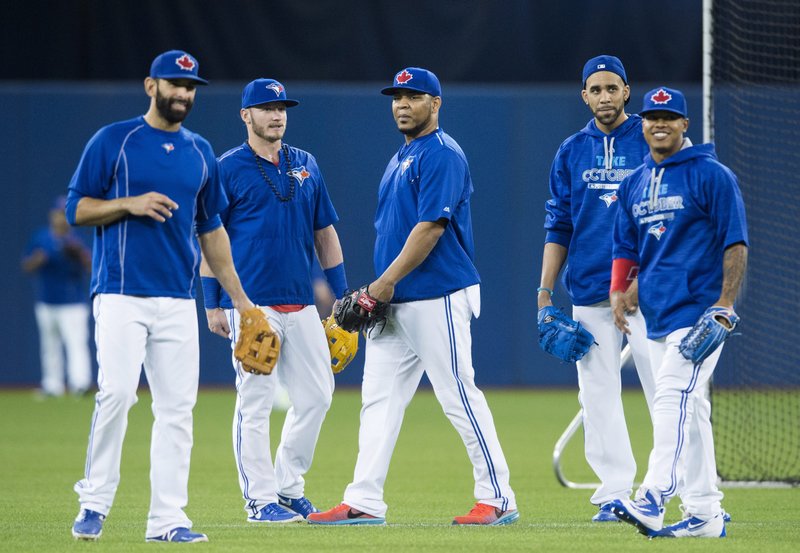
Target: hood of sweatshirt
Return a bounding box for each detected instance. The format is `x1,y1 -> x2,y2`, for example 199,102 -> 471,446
580,114 -> 643,170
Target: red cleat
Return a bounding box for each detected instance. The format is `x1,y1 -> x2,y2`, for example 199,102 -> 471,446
452,502 -> 519,526
307,503 -> 386,526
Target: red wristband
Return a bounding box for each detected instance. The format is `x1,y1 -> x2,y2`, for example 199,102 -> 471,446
610,258 -> 639,294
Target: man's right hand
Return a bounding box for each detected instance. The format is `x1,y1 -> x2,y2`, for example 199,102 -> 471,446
125,192 -> 178,222
611,290 -> 635,334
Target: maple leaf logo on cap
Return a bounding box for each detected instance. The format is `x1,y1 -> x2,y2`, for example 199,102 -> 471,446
175,54 -> 196,71
651,88 -> 672,104
267,83 -> 284,96
396,70 -> 413,85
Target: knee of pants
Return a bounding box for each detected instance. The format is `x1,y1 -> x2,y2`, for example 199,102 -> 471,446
96,383 -> 139,411
293,392 -> 332,418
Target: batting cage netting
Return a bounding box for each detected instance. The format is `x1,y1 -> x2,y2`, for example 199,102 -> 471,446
707,0 -> 800,485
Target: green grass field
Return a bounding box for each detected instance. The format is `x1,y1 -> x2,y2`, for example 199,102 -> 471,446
0,387 -> 797,552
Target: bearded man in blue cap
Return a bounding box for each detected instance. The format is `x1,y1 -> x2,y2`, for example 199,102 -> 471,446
536,54 -> 655,523
67,49 -> 257,543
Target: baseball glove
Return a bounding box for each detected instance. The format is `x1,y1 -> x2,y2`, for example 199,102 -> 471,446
334,285 -> 390,333
323,315 -> 359,373
233,307 -> 280,375
679,306 -> 740,365
537,306 -> 595,363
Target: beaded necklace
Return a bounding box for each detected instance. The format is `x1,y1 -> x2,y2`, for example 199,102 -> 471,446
248,142 -> 294,202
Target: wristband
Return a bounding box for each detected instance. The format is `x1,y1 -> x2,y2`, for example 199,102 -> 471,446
201,276 -> 221,309
610,258 -> 639,294
323,263 -> 348,299
536,286 -> 554,297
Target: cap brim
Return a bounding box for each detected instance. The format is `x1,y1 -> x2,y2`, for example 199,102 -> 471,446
243,99 -> 300,109
381,86 -> 437,96
152,74 -> 209,85
640,107 -> 686,117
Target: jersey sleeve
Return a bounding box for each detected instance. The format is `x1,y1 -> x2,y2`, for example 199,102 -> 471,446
417,148 -> 466,223
65,128 -> 114,225
612,176 -> 640,262
195,146 -> 226,235
309,155 -> 339,230
703,164 -> 749,249
544,144 -> 574,247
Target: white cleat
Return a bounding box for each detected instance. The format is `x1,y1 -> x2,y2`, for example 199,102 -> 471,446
650,513 -> 726,538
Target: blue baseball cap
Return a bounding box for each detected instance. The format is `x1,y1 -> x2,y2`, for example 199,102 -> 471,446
582,55 -> 627,87
381,67 -> 442,97
640,86 -> 688,118
149,50 -> 208,85
241,78 -> 299,109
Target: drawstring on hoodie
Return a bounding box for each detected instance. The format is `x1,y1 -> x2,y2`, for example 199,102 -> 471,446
649,167 -> 665,211
603,136 -> 616,170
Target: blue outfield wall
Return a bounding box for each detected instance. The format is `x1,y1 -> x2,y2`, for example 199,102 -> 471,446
0,81 -> 702,389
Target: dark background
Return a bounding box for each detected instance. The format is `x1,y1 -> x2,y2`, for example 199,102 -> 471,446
3,0 -> 702,83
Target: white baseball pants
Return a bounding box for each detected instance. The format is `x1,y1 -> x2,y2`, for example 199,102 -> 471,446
74,294 -> 200,536
226,305 -> 334,515
34,302 -> 92,395
640,328 -> 724,518
343,285 -> 516,518
573,303 -> 655,505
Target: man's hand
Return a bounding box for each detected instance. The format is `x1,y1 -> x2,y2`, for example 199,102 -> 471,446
206,307 -> 230,338
611,290 -> 637,334
125,192 -> 178,222
366,278 -> 395,303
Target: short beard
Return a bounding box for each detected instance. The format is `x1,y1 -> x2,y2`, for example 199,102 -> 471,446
251,120 -> 285,144
155,87 -> 193,124
398,112 -> 433,138
593,105 -> 624,128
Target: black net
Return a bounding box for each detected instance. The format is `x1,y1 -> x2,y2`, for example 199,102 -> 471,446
710,0 -> 800,483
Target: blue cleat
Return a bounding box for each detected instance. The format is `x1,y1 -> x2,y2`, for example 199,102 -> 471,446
278,494 -> 319,519
609,489 -> 664,535
592,502 -> 620,522
650,514 -> 726,538
248,502 -> 304,523
72,509 -> 106,541
145,527 -> 208,543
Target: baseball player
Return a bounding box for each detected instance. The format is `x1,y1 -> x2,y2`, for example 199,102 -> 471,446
609,87 -> 748,538
309,67 -> 518,526
200,78 -> 347,523
22,195 -> 92,397
66,50 -> 257,543
537,55 -> 655,522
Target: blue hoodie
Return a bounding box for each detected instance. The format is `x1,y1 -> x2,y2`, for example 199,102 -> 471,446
545,115 -> 649,305
613,142 -> 748,338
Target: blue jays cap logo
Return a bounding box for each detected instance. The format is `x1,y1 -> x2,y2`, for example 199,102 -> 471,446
599,191 -> 618,207
648,221 -> 667,240
267,82 -> 284,96
288,167 -> 311,186
175,54 -> 196,72
395,70 -> 413,86
161,142 -> 174,154
650,88 -> 672,105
